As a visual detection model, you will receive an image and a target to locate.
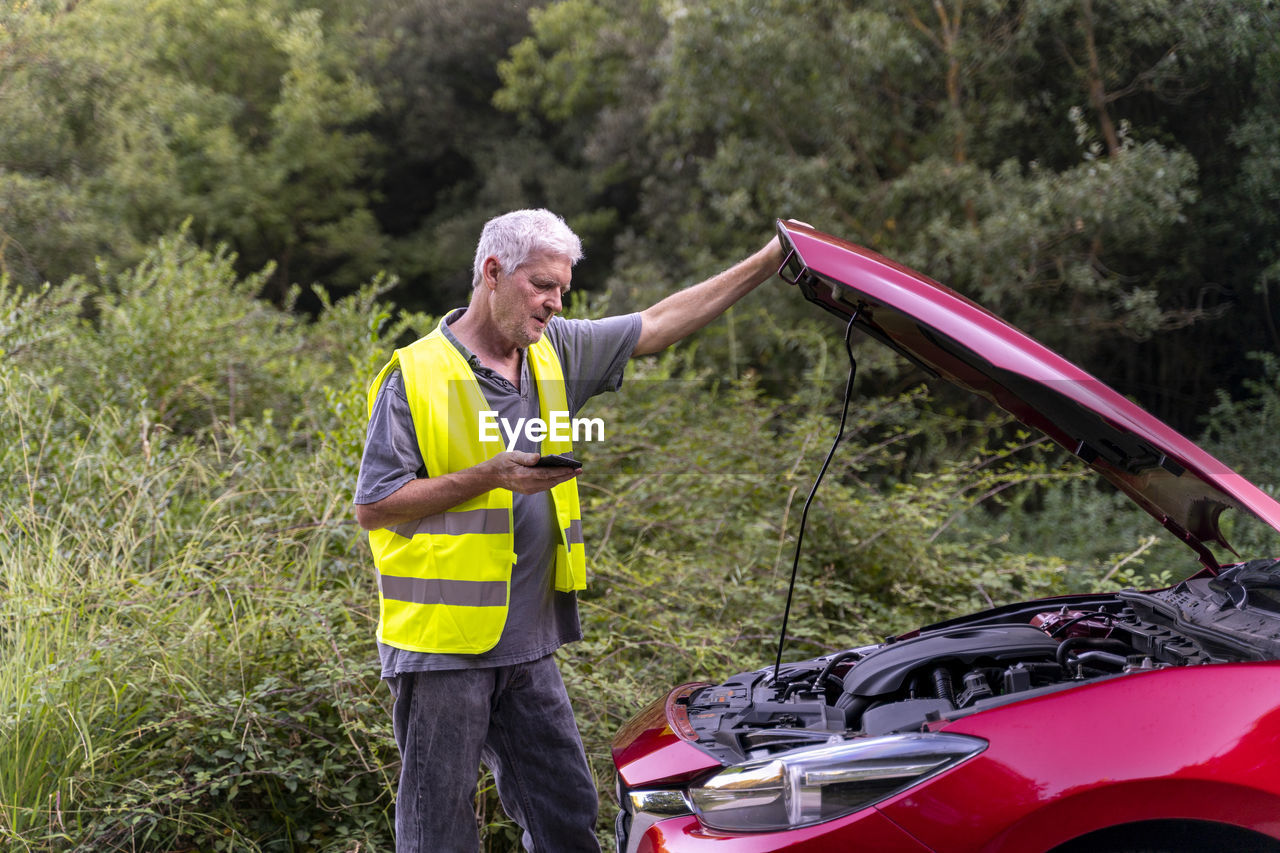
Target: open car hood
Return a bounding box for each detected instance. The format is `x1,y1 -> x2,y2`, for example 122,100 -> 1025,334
777,220 -> 1280,570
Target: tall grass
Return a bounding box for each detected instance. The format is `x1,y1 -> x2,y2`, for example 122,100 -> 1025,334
0,239 -> 402,851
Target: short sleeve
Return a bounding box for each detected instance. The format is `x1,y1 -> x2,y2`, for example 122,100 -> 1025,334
545,313 -> 642,414
354,370 -> 425,505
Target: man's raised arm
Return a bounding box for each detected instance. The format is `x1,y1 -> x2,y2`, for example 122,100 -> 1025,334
633,236 -> 785,356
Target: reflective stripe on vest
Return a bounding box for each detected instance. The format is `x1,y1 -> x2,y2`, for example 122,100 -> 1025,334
366,317 -> 586,655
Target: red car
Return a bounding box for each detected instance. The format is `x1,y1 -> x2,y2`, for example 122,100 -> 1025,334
610,221 -> 1280,853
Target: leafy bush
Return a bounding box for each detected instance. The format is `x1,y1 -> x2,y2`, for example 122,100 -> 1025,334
0,235 -> 400,851
1199,351 -> 1280,558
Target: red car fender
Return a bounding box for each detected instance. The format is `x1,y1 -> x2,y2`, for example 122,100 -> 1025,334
877,663 -> 1280,853
613,683 -> 721,788
979,779 -> 1280,852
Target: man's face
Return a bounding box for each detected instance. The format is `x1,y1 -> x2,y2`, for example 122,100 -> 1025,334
488,250 -> 573,349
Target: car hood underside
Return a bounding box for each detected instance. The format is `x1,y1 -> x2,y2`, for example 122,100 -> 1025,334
776,220 -> 1280,569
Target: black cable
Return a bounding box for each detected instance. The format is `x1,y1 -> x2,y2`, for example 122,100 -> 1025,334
773,310 -> 860,682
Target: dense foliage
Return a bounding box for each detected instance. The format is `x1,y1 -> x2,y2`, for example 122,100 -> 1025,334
3,0 -> 1279,850
2,0 -> 1277,423
4,233 -> 1276,850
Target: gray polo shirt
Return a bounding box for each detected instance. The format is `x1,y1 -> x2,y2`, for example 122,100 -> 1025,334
355,308 -> 642,676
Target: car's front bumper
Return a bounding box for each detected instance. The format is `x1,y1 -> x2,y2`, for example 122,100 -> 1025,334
611,685 -> 937,852
614,808 -> 935,853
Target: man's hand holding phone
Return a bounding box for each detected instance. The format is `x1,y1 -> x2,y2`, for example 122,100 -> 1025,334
533,453 -> 582,469
485,451 -> 581,495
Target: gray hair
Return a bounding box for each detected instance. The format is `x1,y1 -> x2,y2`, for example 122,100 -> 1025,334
471,209 -> 584,287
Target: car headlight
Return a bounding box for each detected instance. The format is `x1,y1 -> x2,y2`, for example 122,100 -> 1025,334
688,732 -> 986,832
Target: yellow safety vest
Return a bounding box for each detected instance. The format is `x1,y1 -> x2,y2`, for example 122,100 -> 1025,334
366,318 -> 586,654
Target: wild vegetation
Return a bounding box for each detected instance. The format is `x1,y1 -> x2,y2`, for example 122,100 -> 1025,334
2,0 -> 1279,850
4,233 -> 1276,850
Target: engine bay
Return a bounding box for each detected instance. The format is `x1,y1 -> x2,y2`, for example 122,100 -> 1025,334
677,559 -> 1280,765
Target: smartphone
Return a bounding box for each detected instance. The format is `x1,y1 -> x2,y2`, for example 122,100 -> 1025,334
534,453 -> 582,469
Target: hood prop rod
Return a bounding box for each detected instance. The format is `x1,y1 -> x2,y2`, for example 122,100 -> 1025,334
773,308 -> 861,683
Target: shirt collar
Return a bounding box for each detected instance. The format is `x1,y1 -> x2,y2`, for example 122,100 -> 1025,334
440,308 -> 481,367
441,307 -> 531,390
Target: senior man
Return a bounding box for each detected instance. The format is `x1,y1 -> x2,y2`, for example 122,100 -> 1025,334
354,209 -> 783,852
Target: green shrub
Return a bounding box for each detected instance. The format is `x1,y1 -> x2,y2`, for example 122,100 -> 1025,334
0,235 -> 400,851
1201,352 -> 1280,558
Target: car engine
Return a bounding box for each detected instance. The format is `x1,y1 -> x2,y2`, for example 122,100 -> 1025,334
676,559 -> 1280,764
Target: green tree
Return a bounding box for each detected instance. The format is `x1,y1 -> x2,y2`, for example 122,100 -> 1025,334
358,0 -> 644,312
1218,7 -> 1280,355
0,0 -> 381,298
492,0 -> 1279,427
360,0 -> 538,309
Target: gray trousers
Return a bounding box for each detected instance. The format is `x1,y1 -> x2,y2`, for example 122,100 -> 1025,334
388,654 -> 600,852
